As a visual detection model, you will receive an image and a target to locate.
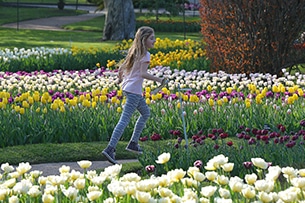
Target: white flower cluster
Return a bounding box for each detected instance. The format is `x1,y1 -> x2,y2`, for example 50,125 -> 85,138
1,66 -> 305,97
1,154 -> 305,202
0,47 -> 71,63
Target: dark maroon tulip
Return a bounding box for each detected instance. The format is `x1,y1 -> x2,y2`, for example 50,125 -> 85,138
212,129 -> 218,134
236,133 -> 244,139
208,134 -> 214,138
220,133 -> 229,139
140,136 -> 148,142
192,135 -> 200,141
248,138 -> 256,145
243,162 -> 253,169
286,141 -> 296,148
194,160 -> 203,168
292,135 -> 299,141
227,141 -> 233,146
244,134 -> 251,140
145,165 -> 155,173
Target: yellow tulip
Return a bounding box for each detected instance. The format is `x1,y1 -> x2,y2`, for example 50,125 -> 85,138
42,108 -> 48,114
183,95 -> 189,101
145,98 -> 151,105
122,98 -> 126,105
272,85 -> 279,93
85,93 -> 91,100
92,96 -> 98,102
298,88 -> 304,96
226,87 -> 233,94
92,101 -> 97,108
41,98 -> 47,104
117,107 -> 122,113
190,95 -> 199,103
92,89 -> 100,97
79,95 -> 85,102
111,97 -> 117,104
82,100 -> 91,107
255,98 -> 262,104
287,96 -> 294,105
100,95 -> 107,103
51,103 -> 59,110
245,98 -> 251,108
117,90 -> 123,97
14,105 -> 20,112
151,94 -> 158,101
292,93 -> 298,100
28,96 -> 34,105
22,101 -> 30,108
36,107 -> 41,113
217,99 -> 223,106
232,98 -> 238,104
222,97 -> 228,103
208,98 -> 214,106
19,108 -> 25,115
0,102 -> 5,109
1,97 -> 8,105
70,99 -> 77,106
60,106 -> 65,113
145,87 -> 151,93
101,88 -> 108,95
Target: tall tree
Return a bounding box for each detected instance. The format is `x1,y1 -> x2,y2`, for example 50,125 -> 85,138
102,0 -> 136,41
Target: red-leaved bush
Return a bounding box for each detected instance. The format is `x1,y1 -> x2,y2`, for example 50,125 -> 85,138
199,0 -> 305,75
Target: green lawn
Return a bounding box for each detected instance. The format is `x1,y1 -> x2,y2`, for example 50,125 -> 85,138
2,0 -> 90,4
0,7 -> 87,25
0,6 -> 202,49
0,27 -> 115,49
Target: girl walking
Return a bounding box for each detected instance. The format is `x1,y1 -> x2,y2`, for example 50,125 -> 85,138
102,26 -> 167,164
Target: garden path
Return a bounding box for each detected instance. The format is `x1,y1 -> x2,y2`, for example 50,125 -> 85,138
26,159 -> 138,176
1,4 -> 199,31
2,6 -> 105,31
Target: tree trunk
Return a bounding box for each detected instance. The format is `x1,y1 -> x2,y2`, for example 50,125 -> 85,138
102,0 -> 136,41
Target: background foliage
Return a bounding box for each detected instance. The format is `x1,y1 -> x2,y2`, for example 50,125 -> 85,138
199,0 -> 305,76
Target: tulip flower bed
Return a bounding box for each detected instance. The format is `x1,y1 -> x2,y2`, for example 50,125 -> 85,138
1,37 -> 305,201
1,154 -> 305,202
0,65 -> 305,147
0,38 -> 208,73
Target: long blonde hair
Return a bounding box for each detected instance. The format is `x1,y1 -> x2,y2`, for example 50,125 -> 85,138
120,26 -> 154,74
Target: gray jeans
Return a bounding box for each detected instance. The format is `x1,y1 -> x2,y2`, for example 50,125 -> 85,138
108,91 -> 150,148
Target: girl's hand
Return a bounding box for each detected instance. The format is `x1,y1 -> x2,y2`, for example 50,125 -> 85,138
161,77 -> 169,85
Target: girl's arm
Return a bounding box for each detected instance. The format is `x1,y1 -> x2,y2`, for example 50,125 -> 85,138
140,62 -> 163,83
118,66 -> 123,83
